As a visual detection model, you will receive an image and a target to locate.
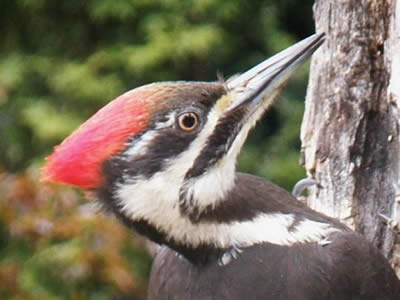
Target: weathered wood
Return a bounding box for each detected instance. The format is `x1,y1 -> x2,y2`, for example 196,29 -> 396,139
301,0 -> 400,276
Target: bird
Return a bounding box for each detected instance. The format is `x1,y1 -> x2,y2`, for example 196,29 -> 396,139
41,33 -> 400,299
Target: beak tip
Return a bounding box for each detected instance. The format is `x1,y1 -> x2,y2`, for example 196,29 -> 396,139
226,33 -> 326,111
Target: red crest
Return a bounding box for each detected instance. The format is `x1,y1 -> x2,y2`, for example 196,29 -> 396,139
41,87 -> 160,189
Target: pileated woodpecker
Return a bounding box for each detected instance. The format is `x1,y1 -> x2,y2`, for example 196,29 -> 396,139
42,34 -> 400,299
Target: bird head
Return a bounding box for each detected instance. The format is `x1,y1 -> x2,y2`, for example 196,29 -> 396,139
42,34 -> 325,250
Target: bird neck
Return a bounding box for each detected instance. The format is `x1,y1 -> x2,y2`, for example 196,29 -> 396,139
99,169 -> 344,264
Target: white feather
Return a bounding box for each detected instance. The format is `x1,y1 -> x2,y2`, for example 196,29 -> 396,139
116,94 -> 341,249
117,177 -> 339,248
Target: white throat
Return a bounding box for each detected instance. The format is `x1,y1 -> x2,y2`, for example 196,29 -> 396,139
116,173 -> 340,248
114,94 -> 341,249
115,139 -> 340,249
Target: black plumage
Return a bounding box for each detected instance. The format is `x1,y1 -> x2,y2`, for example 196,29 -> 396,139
43,34 -> 400,300
148,174 -> 400,300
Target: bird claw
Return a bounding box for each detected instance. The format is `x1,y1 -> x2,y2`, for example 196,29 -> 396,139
318,237 -> 332,246
218,246 -> 243,266
378,213 -> 399,232
292,178 -> 322,198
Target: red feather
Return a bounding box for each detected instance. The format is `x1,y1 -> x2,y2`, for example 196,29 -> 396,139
41,87 -> 159,189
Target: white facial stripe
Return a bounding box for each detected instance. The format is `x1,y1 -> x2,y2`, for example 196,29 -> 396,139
115,90 -> 336,250
182,93 -> 272,212
116,106 -> 224,220
184,158 -> 236,211
182,132 -> 246,211
123,130 -> 157,157
116,177 -> 340,248
118,89 -> 278,219
123,112 -> 175,157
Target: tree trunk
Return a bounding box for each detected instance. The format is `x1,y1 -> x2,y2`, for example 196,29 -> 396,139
301,0 -> 400,276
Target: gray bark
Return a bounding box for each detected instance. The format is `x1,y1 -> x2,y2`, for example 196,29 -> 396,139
301,0 -> 400,276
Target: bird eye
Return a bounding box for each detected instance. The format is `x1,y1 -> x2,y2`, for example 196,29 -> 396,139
177,112 -> 199,131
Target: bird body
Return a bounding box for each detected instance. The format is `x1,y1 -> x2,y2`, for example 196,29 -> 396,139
148,174 -> 399,300
42,34 -> 400,299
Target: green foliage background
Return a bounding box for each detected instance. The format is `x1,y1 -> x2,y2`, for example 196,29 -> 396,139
0,0 -> 314,298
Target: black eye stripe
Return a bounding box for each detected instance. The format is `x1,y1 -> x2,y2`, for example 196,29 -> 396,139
183,106 -> 247,180
99,83 -> 228,213
105,93 -> 227,182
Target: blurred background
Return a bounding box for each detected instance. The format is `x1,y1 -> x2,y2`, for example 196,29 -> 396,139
0,0 -> 314,299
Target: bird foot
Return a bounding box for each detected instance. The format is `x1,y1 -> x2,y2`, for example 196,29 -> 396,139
292,178 -> 322,198
218,246 -> 243,266
318,237 -> 332,246
378,213 -> 399,232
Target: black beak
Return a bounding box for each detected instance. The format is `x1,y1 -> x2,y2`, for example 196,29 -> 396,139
226,33 -> 325,113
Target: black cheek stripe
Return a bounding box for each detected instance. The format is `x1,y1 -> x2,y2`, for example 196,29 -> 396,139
179,108 -> 246,216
